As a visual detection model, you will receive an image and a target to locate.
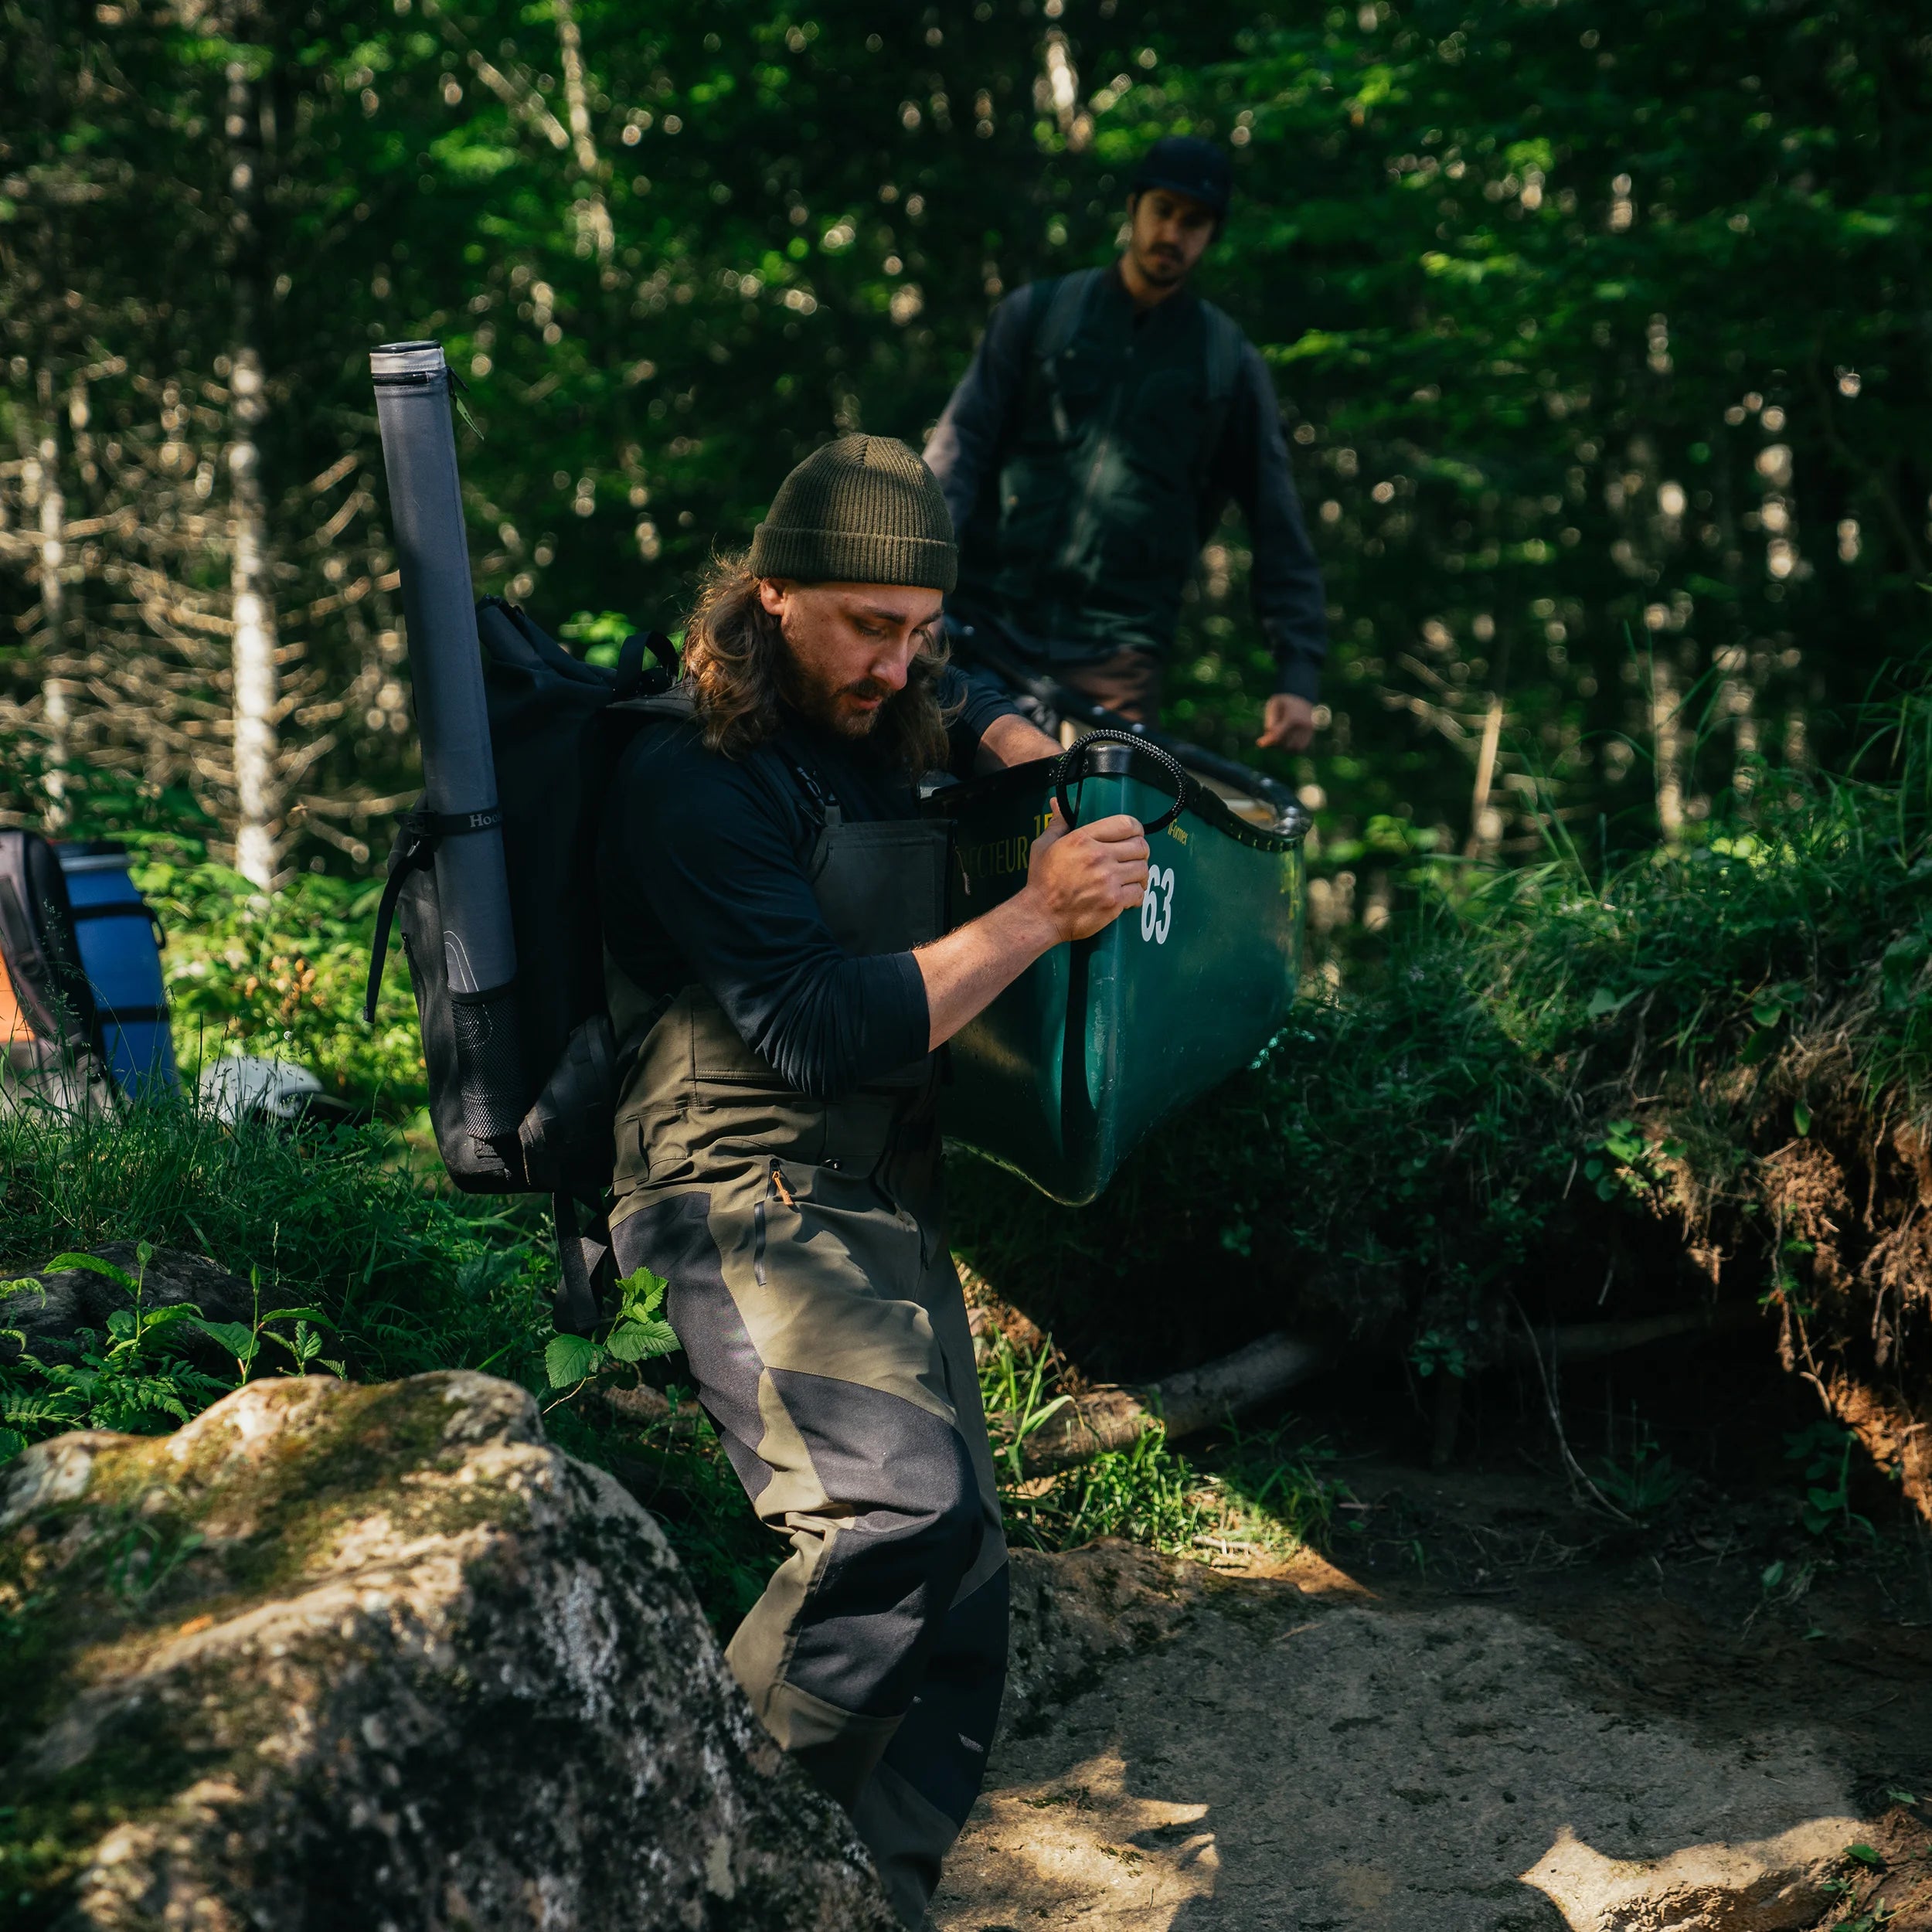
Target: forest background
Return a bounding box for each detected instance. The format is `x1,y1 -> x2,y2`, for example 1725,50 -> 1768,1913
7,0 -> 1932,1603
5,0 -> 1927,915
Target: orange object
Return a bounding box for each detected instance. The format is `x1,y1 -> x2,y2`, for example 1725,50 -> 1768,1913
0,947 -> 32,1047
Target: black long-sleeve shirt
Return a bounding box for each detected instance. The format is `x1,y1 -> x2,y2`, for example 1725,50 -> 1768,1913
598,668 -> 1019,1099
925,270 -> 1329,700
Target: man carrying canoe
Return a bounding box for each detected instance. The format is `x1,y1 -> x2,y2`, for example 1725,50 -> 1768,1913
925,135 -> 1328,753
597,435 -> 1146,1925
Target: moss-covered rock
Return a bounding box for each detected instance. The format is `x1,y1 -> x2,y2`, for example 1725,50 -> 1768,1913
0,1370 -> 894,1930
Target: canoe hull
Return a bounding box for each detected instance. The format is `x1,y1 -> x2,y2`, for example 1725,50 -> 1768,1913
927,750 -> 1305,1204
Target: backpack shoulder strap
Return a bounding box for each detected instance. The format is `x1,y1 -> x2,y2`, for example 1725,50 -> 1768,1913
1197,298 -> 1246,408
772,742 -> 840,830
1192,298 -> 1251,491
614,629 -> 679,699
1029,267 -> 1106,366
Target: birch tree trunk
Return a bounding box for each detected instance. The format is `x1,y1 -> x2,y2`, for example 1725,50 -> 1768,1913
22,386 -> 70,828
225,53 -> 279,889
1649,651 -> 1684,844
1464,692 -> 1504,859
552,0 -> 613,263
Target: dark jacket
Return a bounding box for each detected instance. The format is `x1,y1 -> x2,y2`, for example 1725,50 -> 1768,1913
924,265 -> 1327,701
597,667 -> 1018,1099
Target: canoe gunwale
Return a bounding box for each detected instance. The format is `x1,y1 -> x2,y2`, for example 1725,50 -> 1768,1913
926,750 -> 1311,854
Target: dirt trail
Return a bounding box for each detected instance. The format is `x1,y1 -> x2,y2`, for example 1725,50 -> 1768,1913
937,1452 -> 1932,1931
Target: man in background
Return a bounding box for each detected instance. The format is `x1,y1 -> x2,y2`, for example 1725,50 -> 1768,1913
924,134 -> 1328,752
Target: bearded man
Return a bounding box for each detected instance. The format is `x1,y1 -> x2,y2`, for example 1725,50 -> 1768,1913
597,435 -> 1148,1927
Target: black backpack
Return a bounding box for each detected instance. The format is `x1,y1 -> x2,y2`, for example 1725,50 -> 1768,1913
364,597 -> 677,1332
0,828 -> 104,1097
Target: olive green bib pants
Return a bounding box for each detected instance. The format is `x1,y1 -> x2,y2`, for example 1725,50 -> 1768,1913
607,802 -> 1007,1929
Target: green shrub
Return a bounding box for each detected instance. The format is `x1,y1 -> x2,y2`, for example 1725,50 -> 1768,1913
138,859 -> 428,1114
954,703 -> 1932,1432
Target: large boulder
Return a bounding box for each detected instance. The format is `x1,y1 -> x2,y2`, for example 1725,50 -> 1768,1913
0,1370 -> 895,1930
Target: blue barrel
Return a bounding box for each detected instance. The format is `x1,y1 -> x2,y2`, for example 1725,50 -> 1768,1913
55,840 -> 179,1100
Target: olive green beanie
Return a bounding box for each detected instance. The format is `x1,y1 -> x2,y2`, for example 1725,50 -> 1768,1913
748,434 -> 957,592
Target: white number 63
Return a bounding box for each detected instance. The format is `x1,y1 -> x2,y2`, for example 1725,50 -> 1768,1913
1139,864 -> 1175,944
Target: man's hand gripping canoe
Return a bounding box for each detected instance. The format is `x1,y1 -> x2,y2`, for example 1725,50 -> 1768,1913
917,789 -> 1149,1050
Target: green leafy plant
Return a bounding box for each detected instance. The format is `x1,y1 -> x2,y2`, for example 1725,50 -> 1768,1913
1,1245 -> 226,1440
1787,1423 -> 1876,1543
1583,1121 -> 1688,1205
192,1267 -> 345,1383
1591,1427 -> 1690,1520
544,1266 -> 680,1391
1410,1328 -> 1470,1379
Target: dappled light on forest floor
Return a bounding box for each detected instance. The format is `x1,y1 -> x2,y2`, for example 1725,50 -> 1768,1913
938,1749 -> 1216,1930
1522,1821 -> 1863,1932
937,1528 -> 1920,1932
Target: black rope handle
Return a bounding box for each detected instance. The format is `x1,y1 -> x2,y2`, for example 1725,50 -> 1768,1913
1053,729 -> 1189,835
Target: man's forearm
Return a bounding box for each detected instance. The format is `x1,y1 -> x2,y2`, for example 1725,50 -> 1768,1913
976,712 -> 1061,772
917,891 -> 1060,1050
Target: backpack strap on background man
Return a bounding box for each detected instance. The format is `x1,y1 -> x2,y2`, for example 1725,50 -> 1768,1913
1028,267 -> 1107,442
1030,266 -> 1105,369
1192,296 -> 1248,491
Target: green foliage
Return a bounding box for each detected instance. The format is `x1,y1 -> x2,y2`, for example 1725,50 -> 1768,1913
138,860 -> 429,1113
1590,1426 -> 1690,1522
1,1244 -> 226,1443
6,0 -> 1929,891
1583,1120 -> 1687,1205
1786,1421 -> 1876,1543
543,1266 -> 679,1390
0,1096 -> 544,1432
975,1325 -> 1344,1562
978,1328 -> 1073,1485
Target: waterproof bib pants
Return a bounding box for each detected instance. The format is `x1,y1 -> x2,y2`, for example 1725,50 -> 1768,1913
607,804 -> 1007,1928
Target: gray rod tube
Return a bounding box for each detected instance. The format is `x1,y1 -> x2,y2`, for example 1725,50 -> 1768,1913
370,341 -> 523,1142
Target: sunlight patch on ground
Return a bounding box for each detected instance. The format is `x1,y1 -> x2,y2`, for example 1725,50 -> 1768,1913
934,1747 -> 1215,1930
1522,1818 -> 1863,1931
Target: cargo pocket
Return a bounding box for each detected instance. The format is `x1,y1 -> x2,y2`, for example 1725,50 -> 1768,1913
819,1090 -> 906,1179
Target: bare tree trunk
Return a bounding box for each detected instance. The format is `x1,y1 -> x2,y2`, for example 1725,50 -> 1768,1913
1464,692 -> 1504,858
551,0 -> 613,263
23,382 -> 70,827
1650,651 -> 1684,842
225,53 -> 279,888
1720,645 -> 1759,805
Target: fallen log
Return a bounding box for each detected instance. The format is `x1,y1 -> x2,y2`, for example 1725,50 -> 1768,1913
1021,1303 -> 1770,1477
1503,1301 -> 1762,1365
1020,1331 -> 1329,1475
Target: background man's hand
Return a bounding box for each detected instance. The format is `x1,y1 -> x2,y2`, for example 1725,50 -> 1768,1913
1026,804 -> 1148,942
1257,693 -> 1316,753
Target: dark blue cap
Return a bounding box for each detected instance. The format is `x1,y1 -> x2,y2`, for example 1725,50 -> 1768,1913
1129,135 -> 1232,218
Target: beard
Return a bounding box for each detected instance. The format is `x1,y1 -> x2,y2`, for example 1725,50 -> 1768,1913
784,662 -> 897,740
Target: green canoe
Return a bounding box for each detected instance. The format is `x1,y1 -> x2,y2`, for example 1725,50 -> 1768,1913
926,735 -> 1308,1205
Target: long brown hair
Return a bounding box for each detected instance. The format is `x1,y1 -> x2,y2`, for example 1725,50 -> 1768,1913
680,553 -> 954,771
